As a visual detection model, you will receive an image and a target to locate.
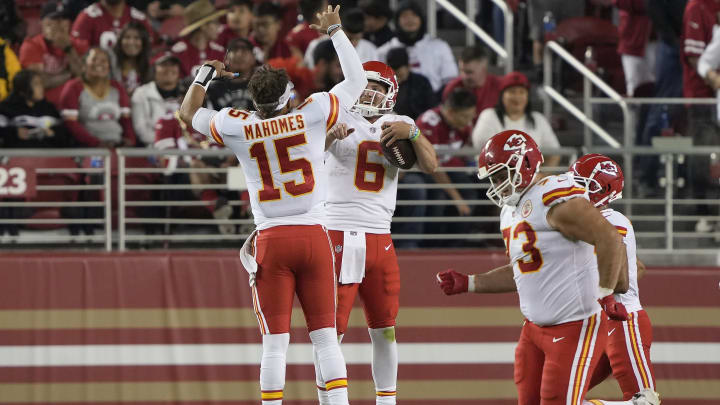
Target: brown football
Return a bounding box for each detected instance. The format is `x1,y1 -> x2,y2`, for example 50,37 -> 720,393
381,139 -> 417,170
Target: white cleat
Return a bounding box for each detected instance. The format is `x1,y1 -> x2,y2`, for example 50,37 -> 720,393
632,388 -> 661,405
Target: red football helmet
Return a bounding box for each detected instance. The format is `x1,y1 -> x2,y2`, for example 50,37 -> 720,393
477,130 -> 544,207
571,153 -> 624,207
353,61 -> 398,117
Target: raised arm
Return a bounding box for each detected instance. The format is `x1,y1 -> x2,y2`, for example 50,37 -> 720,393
179,60 -> 234,132
311,6 -> 368,109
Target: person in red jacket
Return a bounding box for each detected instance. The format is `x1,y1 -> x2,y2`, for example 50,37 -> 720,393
287,0 -> 327,58
171,0 -> 227,79
216,0 -> 254,48
71,0 -> 156,49
59,47 -> 136,147
441,45 -> 501,122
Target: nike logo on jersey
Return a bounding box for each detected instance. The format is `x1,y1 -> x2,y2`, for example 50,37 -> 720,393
608,328 -> 616,336
552,337 -> 565,343
385,244 -> 392,251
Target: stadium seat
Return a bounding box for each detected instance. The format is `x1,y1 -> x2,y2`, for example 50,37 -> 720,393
3,157 -> 82,230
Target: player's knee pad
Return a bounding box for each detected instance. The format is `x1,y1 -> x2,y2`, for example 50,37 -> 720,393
310,327 -> 347,382
260,333 -> 290,389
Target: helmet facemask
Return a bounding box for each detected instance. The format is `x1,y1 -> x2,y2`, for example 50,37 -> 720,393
478,153 -> 530,207
353,70 -> 396,117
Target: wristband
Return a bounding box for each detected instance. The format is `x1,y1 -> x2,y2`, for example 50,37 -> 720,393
597,286 -> 613,299
468,275 -> 477,293
327,24 -> 341,35
409,125 -> 421,142
192,64 -> 217,91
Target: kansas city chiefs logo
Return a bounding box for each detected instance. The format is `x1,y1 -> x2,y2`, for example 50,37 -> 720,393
503,134 -> 527,153
596,161 -> 618,176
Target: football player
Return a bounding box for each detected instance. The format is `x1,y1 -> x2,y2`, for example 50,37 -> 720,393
179,6 -> 364,405
436,131 -> 660,405
316,61 -> 437,405
572,154 -> 656,404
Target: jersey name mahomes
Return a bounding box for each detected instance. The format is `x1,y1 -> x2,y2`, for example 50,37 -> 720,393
243,113 -> 306,141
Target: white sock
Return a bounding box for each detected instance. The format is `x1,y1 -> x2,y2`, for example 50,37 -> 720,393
260,333 -> 289,405
583,400 -> 633,405
310,328 -> 349,405
369,327 -> 398,405
312,345 -> 330,405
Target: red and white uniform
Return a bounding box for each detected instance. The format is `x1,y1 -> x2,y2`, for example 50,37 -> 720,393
589,209 -> 655,400
325,109 -> 413,333
681,0 -> 720,98
501,173 -> 607,405
71,2 -> 155,49
171,39 -> 226,78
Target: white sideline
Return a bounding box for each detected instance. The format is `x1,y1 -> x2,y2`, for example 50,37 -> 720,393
0,342 -> 717,367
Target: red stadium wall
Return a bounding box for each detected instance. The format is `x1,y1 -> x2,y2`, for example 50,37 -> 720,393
0,250 -> 717,405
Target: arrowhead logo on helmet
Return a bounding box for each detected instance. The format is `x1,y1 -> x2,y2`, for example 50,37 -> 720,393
597,161 -> 618,176
477,130 -> 544,207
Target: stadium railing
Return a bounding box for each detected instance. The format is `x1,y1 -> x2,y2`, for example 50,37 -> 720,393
0,148 -> 112,250
112,146 -> 719,253
429,0 -> 513,73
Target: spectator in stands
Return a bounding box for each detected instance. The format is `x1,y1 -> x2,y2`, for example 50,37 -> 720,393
60,47 -> 136,147
206,38 -> 258,110
415,88 -> 478,246
472,72 -> 561,169
0,37 -> 21,102
216,0 -> 254,48
142,0 -> 186,31
171,0 -> 226,79
153,113 -> 236,235
377,0 -> 458,93
287,0 -> 326,59
528,0 -> 585,81
131,52 -> 182,146
680,0 -> 720,233
250,2 -> 291,61
271,38 -> 340,98
386,47 -> 435,119
0,70 -> 71,148
71,0 -> 156,49
112,22 -> 152,95
19,1 -> 87,107
637,0 -> 686,193
304,8 -> 378,68
360,0 -> 394,48
442,45 -> 501,120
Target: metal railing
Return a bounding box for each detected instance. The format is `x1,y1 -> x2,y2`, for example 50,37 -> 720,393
2,147 -> 720,253
0,149 -> 112,250
429,0 -> 513,73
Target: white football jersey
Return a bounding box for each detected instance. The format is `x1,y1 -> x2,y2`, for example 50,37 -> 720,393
602,208 -> 642,313
500,172 -> 601,326
325,109 -> 414,233
208,92 -> 341,230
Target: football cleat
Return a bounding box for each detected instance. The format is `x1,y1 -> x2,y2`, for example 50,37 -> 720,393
632,388 -> 661,405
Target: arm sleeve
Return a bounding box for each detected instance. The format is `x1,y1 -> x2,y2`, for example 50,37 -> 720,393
683,5 -> 707,57
328,30 -> 368,110
71,12 -> 92,42
698,26 -> 720,77
191,107 -> 219,138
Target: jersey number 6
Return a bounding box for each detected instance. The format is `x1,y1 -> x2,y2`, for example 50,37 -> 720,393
249,133 -> 315,202
355,141 -> 385,192
502,221 -> 543,273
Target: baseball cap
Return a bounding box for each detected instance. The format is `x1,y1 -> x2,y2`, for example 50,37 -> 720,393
41,1 -> 70,19
499,71 -> 530,92
151,52 -> 181,66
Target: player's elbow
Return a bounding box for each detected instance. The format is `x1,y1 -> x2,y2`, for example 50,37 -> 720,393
178,107 -> 195,130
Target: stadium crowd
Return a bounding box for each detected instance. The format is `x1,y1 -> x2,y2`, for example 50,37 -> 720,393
0,0 -> 717,241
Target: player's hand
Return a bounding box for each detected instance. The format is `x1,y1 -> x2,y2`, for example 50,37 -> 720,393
599,294 -> 629,321
203,60 -> 236,80
381,121 -> 413,146
328,123 -> 355,140
436,269 -> 469,295
310,5 -> 341,34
